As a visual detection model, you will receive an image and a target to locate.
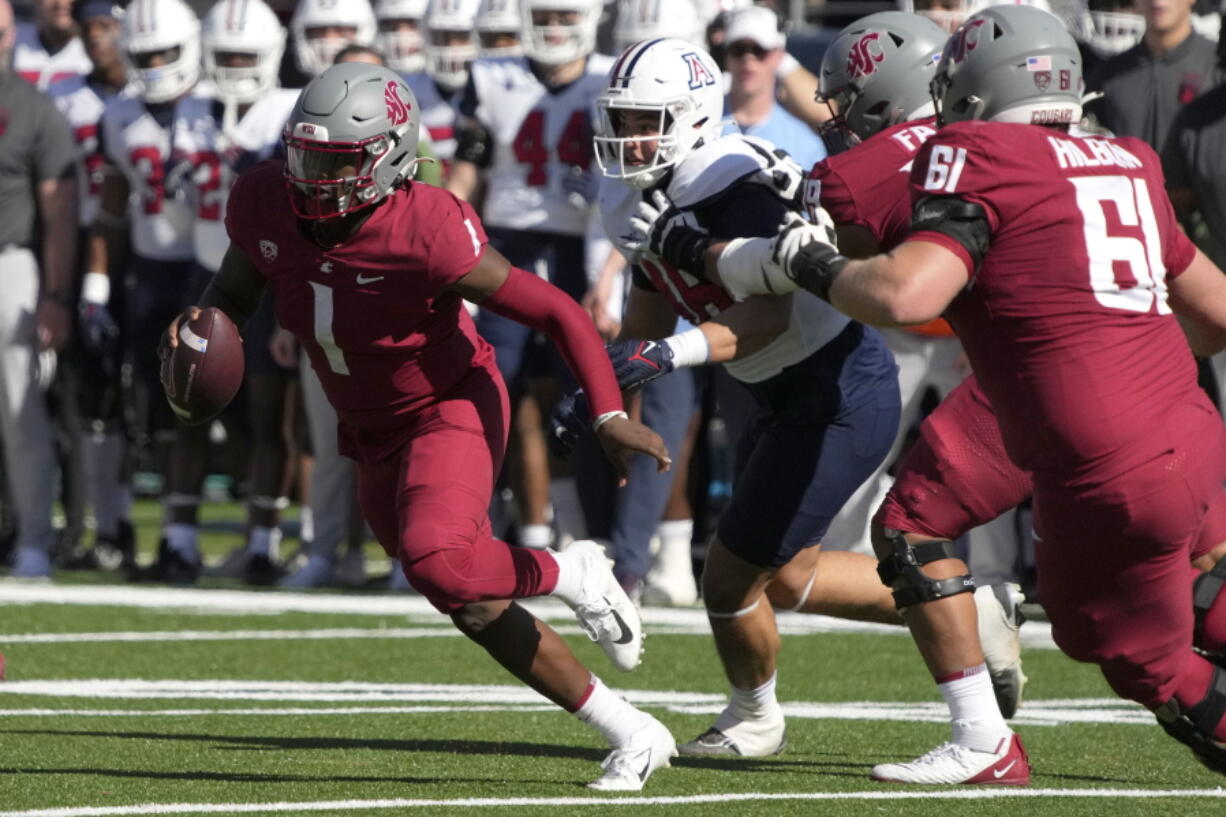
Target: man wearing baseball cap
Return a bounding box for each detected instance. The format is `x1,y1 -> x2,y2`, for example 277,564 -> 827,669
722,4 -> 826,170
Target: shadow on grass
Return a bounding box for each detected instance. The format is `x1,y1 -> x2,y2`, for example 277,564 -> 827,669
0,728 -> 605,762
0,766 -> 492,786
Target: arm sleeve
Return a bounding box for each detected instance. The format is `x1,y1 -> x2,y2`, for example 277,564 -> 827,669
33,97 -> 77,182
630,264 -> 654,291
481,267 -> 624,418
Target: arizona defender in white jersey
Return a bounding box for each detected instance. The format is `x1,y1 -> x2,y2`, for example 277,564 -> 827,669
87,0 -> 219,585
565,38 -> 904,759
13,0 -> 91,90
448,0 -> 610,551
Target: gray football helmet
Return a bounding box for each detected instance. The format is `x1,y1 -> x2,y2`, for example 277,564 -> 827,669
283,62 -> 422,219
932,4 -> 1082,126
819,11 -> 947,144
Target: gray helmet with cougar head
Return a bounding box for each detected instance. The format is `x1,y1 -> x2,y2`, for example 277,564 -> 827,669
932,3 -> 1082,126
283,61 -> 422,219
819,11 -> 947,144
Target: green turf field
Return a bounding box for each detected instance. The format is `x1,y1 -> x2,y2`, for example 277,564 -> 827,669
2,500 -> 1224,816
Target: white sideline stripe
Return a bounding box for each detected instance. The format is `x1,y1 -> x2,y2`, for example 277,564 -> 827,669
0,582 -> 1059,648
0,679 -> 1151,726
2,789 -> 1225,817
0,706 -> 562,717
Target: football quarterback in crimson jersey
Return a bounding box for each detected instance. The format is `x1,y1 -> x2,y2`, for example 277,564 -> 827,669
644,5 -> 1226,778
162,62 -> 677,792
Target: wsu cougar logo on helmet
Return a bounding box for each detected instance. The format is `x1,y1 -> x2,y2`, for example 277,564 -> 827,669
846,31 -> 885,79
946,18 -> 988,64
385,80 -> 412,125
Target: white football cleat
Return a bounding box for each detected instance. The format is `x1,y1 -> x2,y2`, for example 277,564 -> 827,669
588,716 -> 676,792
564,540 -> 644,672
871,733 -> 1031,785
678,704 -> 787,757
975,583 -> 1028,718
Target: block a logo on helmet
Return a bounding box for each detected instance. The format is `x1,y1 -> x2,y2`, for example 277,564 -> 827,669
683,52 -> 717,90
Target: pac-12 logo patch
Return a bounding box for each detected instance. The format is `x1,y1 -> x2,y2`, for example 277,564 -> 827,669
682,52 -> 717,90
385,80 -> 412,126
259,240 -> 278,262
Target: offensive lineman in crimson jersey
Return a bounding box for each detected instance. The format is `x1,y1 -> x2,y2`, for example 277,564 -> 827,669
162,62 -> 679,793
642,5 -> 1226,778
786,11 -> 1033,784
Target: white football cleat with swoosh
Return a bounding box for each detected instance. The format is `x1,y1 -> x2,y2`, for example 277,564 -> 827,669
588,716 -> 677,791
871,733 -> 1030,785
564,540 -> 645,672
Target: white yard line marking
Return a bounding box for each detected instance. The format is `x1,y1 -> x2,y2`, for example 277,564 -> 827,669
0,582 -> 1058,647
2,789 -> 1225,817
0,679 -> 1151,725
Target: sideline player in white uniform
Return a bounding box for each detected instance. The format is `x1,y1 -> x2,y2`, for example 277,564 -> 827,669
13,0 -> 91,90
289,0 -> 377,80
182,0 -> 300,583
402,0 -> 481,171
49,0 -> 136,571
476,0 -> 522,57
375,0 -> 427,74
449,0 -> 611,551
86,0 -> 216,583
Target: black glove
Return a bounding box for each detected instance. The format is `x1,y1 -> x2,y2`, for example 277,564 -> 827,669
548,389 -> 591,460
626,189 -> 711,273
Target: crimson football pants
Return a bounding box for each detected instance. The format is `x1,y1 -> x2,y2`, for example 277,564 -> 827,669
342,365 -> 560,613
1033,398 -> 1226,730
875,374 -> 1032,541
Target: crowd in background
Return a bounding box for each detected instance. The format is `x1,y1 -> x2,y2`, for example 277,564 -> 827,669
1,0 -> 1223,606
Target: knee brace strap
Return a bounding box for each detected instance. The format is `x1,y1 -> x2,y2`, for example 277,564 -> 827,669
876,530 -> 975,610
707,597 -> 763,620
1193,557 -> 1226,645
1155,666 -> 1226,774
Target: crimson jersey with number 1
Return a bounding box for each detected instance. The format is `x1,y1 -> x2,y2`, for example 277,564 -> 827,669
225,161 -> 495,433
906,121 -> 1200,482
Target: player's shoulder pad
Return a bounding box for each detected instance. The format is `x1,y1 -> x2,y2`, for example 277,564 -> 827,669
666,134 -> 773,209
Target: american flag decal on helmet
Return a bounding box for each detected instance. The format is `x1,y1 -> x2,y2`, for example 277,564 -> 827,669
609,37 -> 664,88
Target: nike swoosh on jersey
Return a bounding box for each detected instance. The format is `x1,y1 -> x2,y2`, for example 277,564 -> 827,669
356,274 -> 385,284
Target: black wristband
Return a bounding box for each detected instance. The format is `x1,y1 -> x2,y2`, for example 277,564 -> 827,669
671,231 -> 713,274
791,242 -> 849,302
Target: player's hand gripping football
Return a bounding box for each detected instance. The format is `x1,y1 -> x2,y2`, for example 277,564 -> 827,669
624,190 -> 711,273
157,306 -> 202,393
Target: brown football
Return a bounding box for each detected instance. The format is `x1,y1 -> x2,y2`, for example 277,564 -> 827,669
161,307 -> 244,426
